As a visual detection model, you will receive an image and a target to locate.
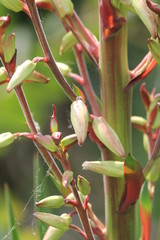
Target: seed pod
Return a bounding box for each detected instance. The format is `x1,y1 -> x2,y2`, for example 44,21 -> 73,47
82,161 -> 124,178
92,117 -> 125,157
51,0 -> 74,18
7,60 -> 37,92
35,134 -> 57,153
33,212 -> 71,230
24,70 -> 50,84
43,226 -> 66,240
0,67 -> 8,82
36,195 -> 65,208
132,0 -> 157,38
70,98 -> 89,146
61,134 -> 77,148
131,116 -> 147,132
56,62 -> 71,77
77,175 -> 91,196
0,0 -> 23,12
0,132 -> 14,148
3,33 -> 16,63
62,170 -> 73,187
50,105 -> 58,134
60,31 -> 77,54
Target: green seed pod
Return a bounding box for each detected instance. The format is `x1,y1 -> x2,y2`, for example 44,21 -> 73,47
7,60 -> 37,92
43,226 -> 66,240
61,134 -> 77,148
0,67 -> 8,82
51,0 -> 74,18
70,98 -> 89,146
92,117 -> 125,157
56,62 -> 71,77
82,161 -> 124,178
33,212 -> 71,230
0,132 -> 14,148
35,134 -> 57,153
3,33 -> 16,63
0,0 -> 23,12
77,175 -> 91,196
62,170 -> 73,187
132,0 -> 157,37
36,195 -> 65,208
60,31 -> 77,54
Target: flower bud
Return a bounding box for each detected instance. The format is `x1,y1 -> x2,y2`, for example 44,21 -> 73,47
132,0 -> 157,38
70,98 -> 89,146
92,117 -> 125,157
62,170 -> 73,187
82,161 -> 124,178
7,60 -> 37,92
43,226 -> 66,240
24,70 -> 50,84
61,134 -> 77,148
0,0 -> 23,12
36,195 -> 65,208
77,175 -> 91,196
3,33 -> 16,63
0,67 -> 8,82
35,134 -> 57,153
50,105 -> 58,134
0,132 -> 14,148
143,133 -> 148,153
148,38 -> 160,66
49,172 -> 68,196
131,116 -> 147,132
52,0 -> 74,18
56,62 -> 71,77
60,31 -> 77,55
35,0 -> 54,11
33,212 -> 71,230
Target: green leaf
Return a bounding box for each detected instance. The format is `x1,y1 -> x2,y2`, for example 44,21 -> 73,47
82,160 -> 124,177
4,184 -> 19,240
0,0 -> 23,12
92,116 -> 125,157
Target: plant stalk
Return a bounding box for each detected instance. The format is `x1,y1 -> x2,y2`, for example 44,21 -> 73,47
99,2 -> 135,239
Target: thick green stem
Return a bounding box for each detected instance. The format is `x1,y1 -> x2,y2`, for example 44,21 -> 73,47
99,5 -> 135,240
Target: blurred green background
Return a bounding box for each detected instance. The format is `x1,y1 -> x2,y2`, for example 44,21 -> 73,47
0,1 -> 160,239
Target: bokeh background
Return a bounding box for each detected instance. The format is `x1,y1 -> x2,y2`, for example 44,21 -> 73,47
0,1 -> 160,239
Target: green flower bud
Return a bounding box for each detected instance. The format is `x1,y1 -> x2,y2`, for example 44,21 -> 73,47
131,116 -> 147,132
77,175 -> 91,196
148,38 -> 160,66
56,62 -> 71,77
33,212 -> 71,230
62,170 -> 73,187
143,133 -> 148,153
7,60 -> 37,92
0,67 -> 8,82
60,31 -> 77,54
25,70 -> 50,84
36,195 -> 65,208
92,117 -> 125,157
0,0 -> 23,12
51,0 -> 74,18
50,105 -> 58,134
61,134 -> 77,148
70,98 -> 89,146
3,33 -> 16,63
43,226 -> 66,240
35,134 -> 57,153
0,132 -> 14,148
82,161 -> 124,178
132,0 -> 157,37
146,158 -> 160,182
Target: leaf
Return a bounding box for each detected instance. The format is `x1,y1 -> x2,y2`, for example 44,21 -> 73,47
139,181 -> 152,240
118,154 -> 144,213
148,38 -> 160,66
0,0 -> 23,12
92,116 -> 125,157
3,33 -> 16,63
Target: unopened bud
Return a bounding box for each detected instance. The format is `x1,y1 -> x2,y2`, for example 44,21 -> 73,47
0,132 -> 14,148
35,134 -> 57,153
43,226 -> 66,240
148,38 -> 160,66
3,33 -> 16,63
131,116 -> 147,132
56,62 -> 71,77
0,67 -> 8,82
132,0 -> 157,37
33,212 -> 71,230
35,0 -> 54,11
49,173 -> 68,196
70,98 -> 89,146
36,195 -> 65,208
52,132 -> 62,145
0,0 -> 23,12
77,175 -> 91,196
82,161 -> 124,178
92,117 -> 125,157
50,105 -> 58,134
146,157 -> 160,182
7,60 -> 37,92
61,134 -> 77,148
51,0 -> 73,18
62,170 -> 73,187
60,31 -> 77,54
25,70 -> 50,84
